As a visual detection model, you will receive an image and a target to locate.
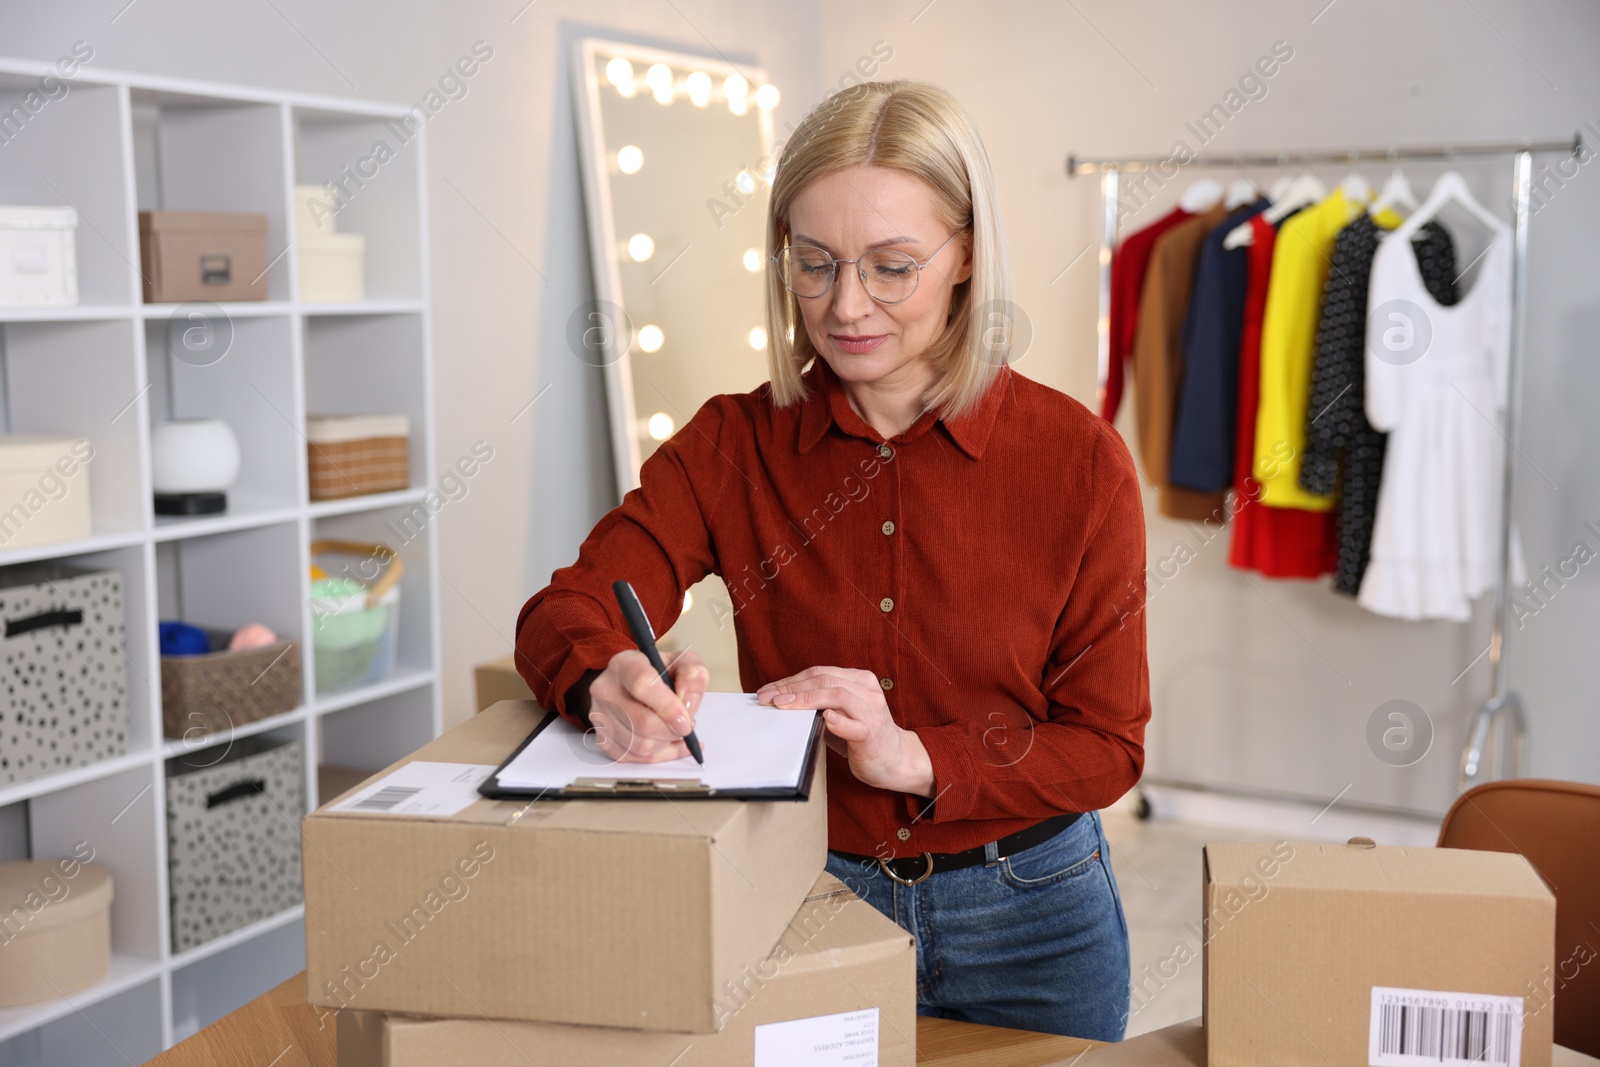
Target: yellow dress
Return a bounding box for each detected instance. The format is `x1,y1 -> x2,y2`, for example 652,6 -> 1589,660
1252,190 -> 1398,509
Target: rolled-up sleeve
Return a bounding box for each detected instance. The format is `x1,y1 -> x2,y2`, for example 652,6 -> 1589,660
514,396 -> 734,724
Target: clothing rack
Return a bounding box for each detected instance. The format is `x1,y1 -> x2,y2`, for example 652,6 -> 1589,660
1066,135 -> 1584,812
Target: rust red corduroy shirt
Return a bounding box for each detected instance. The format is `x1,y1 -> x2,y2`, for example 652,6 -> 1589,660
514,356 -> 1151,857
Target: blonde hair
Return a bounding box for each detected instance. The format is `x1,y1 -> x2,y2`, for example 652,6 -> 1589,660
763,79 -> 1012,419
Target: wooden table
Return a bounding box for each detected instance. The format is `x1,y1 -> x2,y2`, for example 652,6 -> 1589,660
146,971 -> 1100,1066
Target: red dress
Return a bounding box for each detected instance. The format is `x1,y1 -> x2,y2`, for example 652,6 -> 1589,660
1228,213 -> 1336,577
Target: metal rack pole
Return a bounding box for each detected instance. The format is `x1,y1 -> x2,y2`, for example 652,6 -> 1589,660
1067,136 -> 1580,814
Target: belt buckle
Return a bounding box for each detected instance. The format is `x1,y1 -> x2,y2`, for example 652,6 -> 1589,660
879,851 -> 935,886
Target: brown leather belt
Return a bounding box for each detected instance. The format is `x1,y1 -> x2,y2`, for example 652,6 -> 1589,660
829,810 -> 1083,886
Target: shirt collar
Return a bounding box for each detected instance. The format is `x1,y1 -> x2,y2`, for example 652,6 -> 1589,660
796,355 -> 1009,460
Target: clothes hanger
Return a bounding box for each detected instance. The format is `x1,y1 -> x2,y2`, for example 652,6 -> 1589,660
1268,175 -> 1294,202
1224,173 -> 1326,248
1178,178 -> 1223,212
1390,170 -> 1509,244
1369,167 -> 1418,217
1224,177 -> 1259,209
1340,170 -> 1372,202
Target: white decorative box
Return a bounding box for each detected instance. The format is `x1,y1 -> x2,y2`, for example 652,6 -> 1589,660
298,233 -> 365,302
294,183 -> 365,303
0,205 -> 78,306
0,434 -> 92,550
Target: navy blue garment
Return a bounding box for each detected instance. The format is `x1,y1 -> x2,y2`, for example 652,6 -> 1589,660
1168,199 -> 1270,493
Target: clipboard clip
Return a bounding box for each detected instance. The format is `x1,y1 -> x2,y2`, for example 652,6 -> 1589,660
566,777 -> 715,795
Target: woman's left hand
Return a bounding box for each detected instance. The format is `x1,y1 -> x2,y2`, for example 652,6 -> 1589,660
756,666 -> 935,797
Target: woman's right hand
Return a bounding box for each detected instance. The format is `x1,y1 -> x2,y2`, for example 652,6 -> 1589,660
585,648 -> 708,763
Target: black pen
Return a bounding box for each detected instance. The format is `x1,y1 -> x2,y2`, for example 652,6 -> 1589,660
611,580 -> 704,764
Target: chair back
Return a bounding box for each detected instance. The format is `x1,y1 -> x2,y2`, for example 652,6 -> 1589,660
1438,779 -> 1600,1057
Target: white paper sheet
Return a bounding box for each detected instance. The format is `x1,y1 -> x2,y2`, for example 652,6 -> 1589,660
329,761 -> 498,817
494,692 -> 818,792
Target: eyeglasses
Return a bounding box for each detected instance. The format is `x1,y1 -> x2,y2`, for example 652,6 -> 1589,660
772,224 -> 970,304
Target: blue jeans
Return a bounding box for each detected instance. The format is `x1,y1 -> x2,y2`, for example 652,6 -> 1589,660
824,810 -> 1130,1041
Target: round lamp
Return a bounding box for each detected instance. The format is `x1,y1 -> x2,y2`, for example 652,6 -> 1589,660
151,417 -> 240,515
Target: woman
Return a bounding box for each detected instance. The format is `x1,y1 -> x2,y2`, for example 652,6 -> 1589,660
515,79 -> 1148,1040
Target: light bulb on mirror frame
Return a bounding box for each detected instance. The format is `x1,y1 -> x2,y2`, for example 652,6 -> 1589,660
748,327 -> 767,350
735,171 -> 757,195
682,589 -> 695,613
616,144 -> 644,174
755,83 -> 780,111
627,233 -> 655,262
686,71 -> 712,108
646,63 -> 674,105
636,324 -> 665,353
742,248 -> 762,272
647,412 -> 675,440
605,56 -> 635,97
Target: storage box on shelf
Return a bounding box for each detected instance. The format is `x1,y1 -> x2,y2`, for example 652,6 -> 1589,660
0,564 -> 128,787
306,414 -> 410,500
0,858 -> 114,1008
0,434 -> 92,549
138,211 -> 269,304
165,734 -> 305,953
0,207 -> 78,306
159,628 -> 302,739
293,185 -> 365,303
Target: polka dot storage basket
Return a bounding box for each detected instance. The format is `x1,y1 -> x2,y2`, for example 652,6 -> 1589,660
164,734 -> 303,952
309,539 -> 402,693
0,564 -> 128,787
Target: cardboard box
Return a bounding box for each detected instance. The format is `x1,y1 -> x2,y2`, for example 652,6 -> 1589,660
1035,1020 -> 1600,1067
303,699 -> 827,1032
137,210 -> 268,302
1203,840 -> 1556,1067
473,653 -> 534,712
335,872 -> 914,1066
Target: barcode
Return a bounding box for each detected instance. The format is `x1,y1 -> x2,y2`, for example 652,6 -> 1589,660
353,786 -> 423,811
1370,987 -> 1523,1067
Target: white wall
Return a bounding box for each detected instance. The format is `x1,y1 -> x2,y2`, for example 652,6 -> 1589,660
4,1 -> 1594,814
820,0 -> 1600,814
0,0 -> 822,732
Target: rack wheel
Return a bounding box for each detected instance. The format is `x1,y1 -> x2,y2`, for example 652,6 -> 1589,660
1134,790 -> 1153,821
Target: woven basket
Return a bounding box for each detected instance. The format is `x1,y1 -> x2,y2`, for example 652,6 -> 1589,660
160,631 -> 302,739
307,415 -> 409,501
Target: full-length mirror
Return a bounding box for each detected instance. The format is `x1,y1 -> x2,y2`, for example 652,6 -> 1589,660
572,37 -> 779,684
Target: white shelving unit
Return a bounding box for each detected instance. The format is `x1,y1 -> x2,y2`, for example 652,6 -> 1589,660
0,58 -> 440,1065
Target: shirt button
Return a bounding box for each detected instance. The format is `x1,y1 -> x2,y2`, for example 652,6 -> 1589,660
881,520 -> 895,535
879,597 -> 894,613
896,827 -> 911,842
877,443 -> 893,459
879,677 -> 894,691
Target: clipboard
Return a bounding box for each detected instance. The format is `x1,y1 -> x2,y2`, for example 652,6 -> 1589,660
477,706 -> 826,801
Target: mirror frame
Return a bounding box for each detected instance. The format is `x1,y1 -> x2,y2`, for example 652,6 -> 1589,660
570,36 -> 776,497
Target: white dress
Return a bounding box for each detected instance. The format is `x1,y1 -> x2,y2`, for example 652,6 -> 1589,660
1360,222 -> 1525,620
